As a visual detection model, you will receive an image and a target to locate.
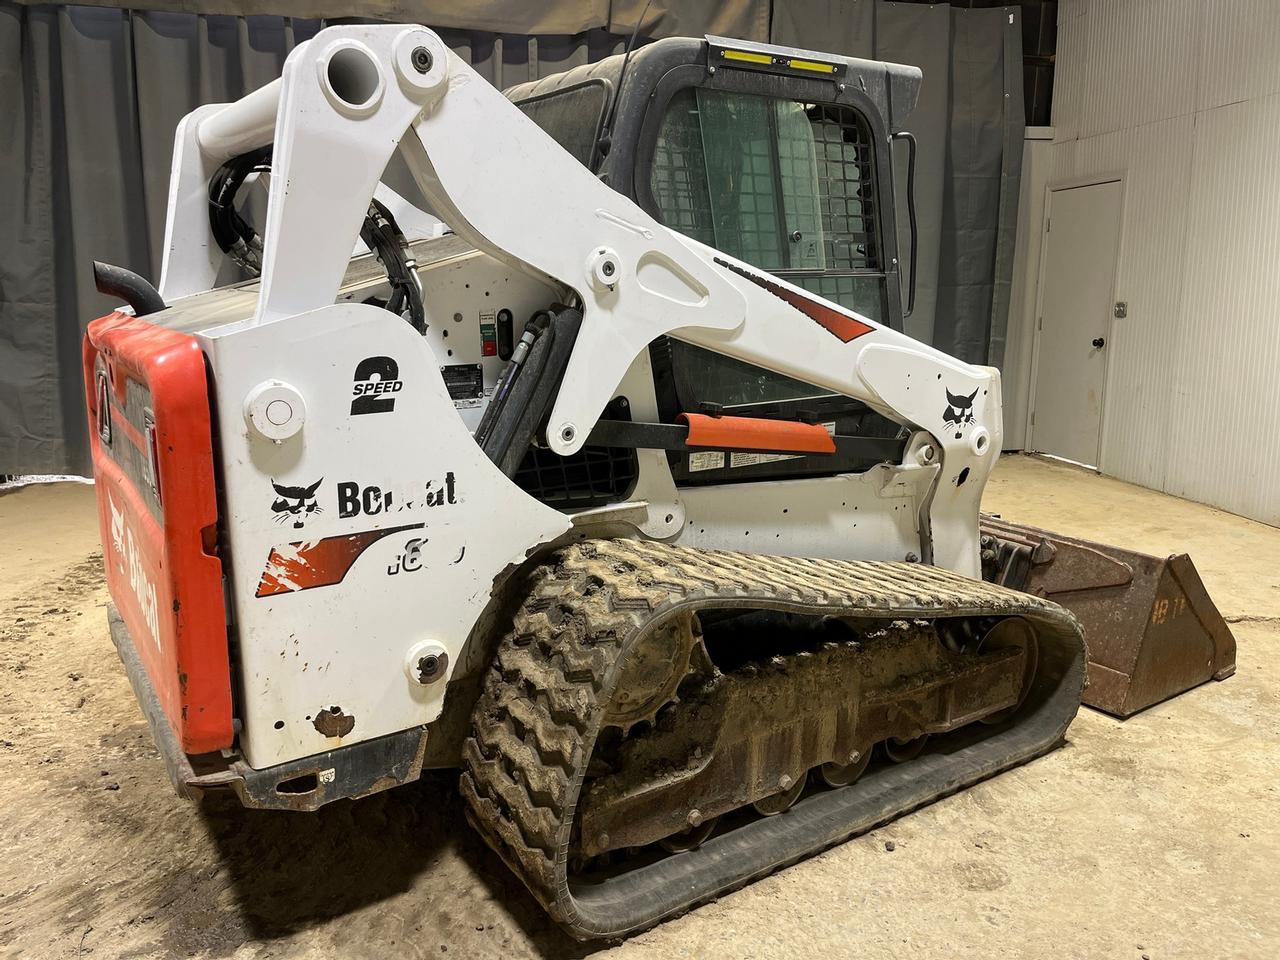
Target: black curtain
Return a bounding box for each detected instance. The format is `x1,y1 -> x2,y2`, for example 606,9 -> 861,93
0,1 -> 1022,476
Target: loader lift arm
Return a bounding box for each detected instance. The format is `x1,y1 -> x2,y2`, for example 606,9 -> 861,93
161,23 -> 1000,577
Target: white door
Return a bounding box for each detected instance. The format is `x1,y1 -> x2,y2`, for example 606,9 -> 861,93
1030,180 -> 1122,467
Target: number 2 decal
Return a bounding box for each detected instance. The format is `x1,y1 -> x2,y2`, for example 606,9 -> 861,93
350,356 -> 403,416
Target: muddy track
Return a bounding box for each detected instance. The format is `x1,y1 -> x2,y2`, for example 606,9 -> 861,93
461,539 -> 1085,940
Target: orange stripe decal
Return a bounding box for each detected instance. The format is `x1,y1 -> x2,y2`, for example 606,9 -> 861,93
678,413 -> 837,454
256,524 -> 422,598
714,257 -> 874,343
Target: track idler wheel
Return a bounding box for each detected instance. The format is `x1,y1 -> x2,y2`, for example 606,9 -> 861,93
978,617 -> 1040,725
604,612 -> 706,734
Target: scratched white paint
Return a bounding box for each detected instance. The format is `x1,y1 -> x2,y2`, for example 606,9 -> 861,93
200,301 -> 571,769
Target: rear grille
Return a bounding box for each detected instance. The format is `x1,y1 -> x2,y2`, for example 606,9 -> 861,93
513,444 -> 638,510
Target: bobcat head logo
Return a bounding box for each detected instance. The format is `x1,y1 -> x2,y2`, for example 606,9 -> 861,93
943,388 -> 978,434
271,478 -> 323,529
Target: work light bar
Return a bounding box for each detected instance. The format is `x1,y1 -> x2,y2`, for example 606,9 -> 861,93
706,36 -> 846,80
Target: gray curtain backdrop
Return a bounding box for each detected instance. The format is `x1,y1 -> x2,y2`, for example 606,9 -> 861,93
0,1 -> 1023,476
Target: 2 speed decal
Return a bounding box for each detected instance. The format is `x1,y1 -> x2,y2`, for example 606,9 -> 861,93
351,356 -> 403,416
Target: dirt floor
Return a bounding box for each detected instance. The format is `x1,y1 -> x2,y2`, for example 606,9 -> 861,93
1,455 -> 1277,959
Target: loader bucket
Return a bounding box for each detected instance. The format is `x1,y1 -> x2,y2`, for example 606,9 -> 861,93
980,516 -> 1236,717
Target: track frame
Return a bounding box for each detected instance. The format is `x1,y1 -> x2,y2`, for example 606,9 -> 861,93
461,538 -> 1085,939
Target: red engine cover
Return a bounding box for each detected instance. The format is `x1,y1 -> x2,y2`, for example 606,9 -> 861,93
84,312 -> 233,754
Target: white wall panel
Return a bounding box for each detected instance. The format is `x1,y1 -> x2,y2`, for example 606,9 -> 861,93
1051,1 -> 1086,142
1053,0 -> 1202,140
1196,1 -> 1280,111
1029,0 -> 1280,524
1171,93 -> 1280,522
1003,129 -> 1055,450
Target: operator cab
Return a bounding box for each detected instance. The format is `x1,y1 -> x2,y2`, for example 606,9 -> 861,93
506,35 -> 919,488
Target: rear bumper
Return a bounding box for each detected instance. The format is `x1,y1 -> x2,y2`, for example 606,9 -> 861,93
108,603 -> 429,811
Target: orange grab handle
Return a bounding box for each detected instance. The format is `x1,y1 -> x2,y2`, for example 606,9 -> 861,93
677,413 -> 836,455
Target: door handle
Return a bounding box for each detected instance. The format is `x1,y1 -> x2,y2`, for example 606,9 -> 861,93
1092,337 -> 1106,349
893,130 -> 919,319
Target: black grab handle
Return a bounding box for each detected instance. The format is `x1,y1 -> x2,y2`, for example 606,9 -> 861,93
892,131 -> 919,321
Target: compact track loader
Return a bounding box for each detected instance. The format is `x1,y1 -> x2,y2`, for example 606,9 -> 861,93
84,26 -> 1235,938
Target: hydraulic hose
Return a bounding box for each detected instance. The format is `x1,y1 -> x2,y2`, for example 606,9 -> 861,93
93,261 -> 167,317
207,150 -> 425,332
474,310 -> 552,451
359,198 -> 426,332
208,146 -> 272,274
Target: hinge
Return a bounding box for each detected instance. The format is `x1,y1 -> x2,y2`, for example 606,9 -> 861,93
1030,410 -> 1036,426
1037,316 -> 1043,331
1046,218 -> 1051,233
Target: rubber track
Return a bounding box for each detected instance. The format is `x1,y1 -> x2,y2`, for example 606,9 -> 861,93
460,539 -> 1085,940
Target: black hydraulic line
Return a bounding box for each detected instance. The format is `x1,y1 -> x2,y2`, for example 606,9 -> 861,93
208,146 -> 271,275
495,308 -> 584,477
359,198 -> 426,332
478,307 -> 583,477
206,149 -> 425,331
93,261 -> 167,317
475,310 -> 551,450
481,326 -> 555,474
593,0 -> 652,163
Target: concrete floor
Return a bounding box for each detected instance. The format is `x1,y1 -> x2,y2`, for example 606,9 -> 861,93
1,455 -> 1276,959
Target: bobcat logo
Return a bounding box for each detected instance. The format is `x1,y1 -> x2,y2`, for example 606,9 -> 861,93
943,388 -> 978,436
105,490 -> 161,650
108,493 -> 126,573
270,478 -> 324,529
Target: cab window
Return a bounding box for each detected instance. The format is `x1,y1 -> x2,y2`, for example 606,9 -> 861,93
650,87 -> 885,318
649,87 -> 887,410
